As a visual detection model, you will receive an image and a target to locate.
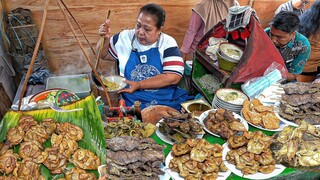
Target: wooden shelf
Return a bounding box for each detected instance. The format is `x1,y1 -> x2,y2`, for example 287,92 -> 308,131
194,49 -> 230,81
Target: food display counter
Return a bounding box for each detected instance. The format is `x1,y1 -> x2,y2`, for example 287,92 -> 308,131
151,125 -> 320,180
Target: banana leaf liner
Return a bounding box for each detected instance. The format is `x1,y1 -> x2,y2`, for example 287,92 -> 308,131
0,94 -> 106,179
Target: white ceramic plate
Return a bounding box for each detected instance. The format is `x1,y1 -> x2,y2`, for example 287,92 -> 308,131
240,111 -> 288,132
199,109 -> 249,138
215,88 -> 248,106
165,150 -> 231,180
222,143 -> 286,179
274,112 -> 299,127
156,119 -> 204,145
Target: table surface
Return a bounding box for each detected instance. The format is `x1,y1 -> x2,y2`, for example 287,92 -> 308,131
151,125 -> 320,180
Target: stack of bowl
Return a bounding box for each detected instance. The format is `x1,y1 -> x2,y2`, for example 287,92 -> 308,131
212,88 -> 248,114
217,42 -> 243,72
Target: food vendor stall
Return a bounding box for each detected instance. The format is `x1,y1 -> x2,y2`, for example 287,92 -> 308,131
1,1 -> 320,180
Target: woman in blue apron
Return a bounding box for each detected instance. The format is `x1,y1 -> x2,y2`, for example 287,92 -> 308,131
98,3 -> 193,110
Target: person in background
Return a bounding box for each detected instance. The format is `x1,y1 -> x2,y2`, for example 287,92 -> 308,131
265,11 -> 310,81
297,0 -> 320,82
180,0 -> 239,61
98,3 -> 193,111
274,0 -> 310,17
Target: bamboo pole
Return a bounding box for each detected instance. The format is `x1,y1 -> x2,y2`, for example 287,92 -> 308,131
18,0 -> 50,110
57,0 -> 112,107
58,0 -> 100,69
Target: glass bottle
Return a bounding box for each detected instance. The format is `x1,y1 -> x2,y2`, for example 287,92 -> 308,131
133,101 -> 142,121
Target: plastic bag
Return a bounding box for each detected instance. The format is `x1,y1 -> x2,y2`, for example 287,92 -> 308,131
241,62 -> 286,99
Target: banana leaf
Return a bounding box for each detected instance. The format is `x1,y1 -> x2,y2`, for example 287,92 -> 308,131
0,94 -> 106,179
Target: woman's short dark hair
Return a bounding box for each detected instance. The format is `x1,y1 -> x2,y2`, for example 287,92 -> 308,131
298,0 -> 320,38
270,11 -> 300,34
139,3 -> 166,29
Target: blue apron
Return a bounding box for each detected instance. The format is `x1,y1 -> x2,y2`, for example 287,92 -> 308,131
122,45 -> 192,111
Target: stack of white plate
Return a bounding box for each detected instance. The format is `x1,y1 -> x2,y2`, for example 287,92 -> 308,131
212,88 -> 248,114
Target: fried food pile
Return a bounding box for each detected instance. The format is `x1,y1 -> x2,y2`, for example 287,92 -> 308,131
158,115 -> 205,144
0,115 -> 100,179
226,131 -> 276,175
204,108 -> 247,139
106,136 -> 165,179
278,82 -> 320,125
242,98 -> 280,129
105,118 -> 156,139
271,121 -> 320,167
101,76 -> 120,91
169,138 -> 228,179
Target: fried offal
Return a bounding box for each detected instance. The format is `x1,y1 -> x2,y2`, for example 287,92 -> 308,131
0,148 -> 19,174
12,160 -> 45,180
43,148 -> 67,174
51,133 -> 78,158
56,122 -> 83,141
6,126 -> 24,147
18,141 -> 48,164
24,125 -> 50,144
65,167 -> 96,180
70,149 -> 100,170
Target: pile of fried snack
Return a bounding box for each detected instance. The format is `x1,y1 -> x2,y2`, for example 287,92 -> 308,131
204,108 -> 247,139
271,120 -> 320,167
278,82 -> 320,125
104,118 -> 156,139
226,131 -> 276,175
106,136 -> 165,179
169,138 -> 228,179
242,98 -> 280,129
158,115 -> 205,143
0,115 -> 100,180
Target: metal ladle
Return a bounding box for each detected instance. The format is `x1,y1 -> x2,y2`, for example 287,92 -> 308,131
92,10 -> 111,87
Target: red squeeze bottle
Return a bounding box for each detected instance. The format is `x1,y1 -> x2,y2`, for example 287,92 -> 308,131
118,99 -> 126,118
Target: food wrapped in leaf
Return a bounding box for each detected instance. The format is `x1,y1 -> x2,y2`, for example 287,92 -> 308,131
12,160 -> 45,180
65,167 -> 96,180
56,122 -> 83,141
43,147 -> 67,174
51,133 -> 78,158
6,126 -> 24,147
18,141 -> 48,164
70,149 -> 100,170
0,149 -> 19,174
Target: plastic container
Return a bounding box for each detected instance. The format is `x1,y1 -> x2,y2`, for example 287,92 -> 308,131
46,74 -> 90,98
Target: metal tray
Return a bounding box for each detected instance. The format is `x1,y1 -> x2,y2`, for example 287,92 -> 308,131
46,74 -> 90,98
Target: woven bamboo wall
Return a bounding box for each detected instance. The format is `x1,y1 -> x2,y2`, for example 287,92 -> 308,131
2,0 -> 314,75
